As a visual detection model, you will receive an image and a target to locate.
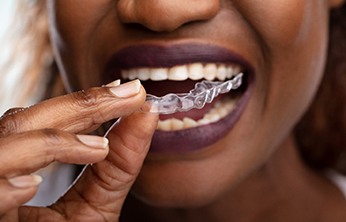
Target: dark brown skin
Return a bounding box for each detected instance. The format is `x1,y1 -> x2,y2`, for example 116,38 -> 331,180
1,0 -> 346,221
0,81 -> 159,221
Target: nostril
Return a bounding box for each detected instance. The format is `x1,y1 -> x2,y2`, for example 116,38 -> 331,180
116,0 -> 220,32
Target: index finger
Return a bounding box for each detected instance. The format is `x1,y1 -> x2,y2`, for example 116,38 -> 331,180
0,80 -> 146,136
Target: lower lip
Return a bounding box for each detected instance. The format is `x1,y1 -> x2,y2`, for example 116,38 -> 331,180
149,80 -> 253,154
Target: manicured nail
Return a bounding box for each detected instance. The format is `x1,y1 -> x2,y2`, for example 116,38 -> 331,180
105,79 -> 121,87
77,135 -> 109,149
8,175 -> 42,188
110,79 -> 141,98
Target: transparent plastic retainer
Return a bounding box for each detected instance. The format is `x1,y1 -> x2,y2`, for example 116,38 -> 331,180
143,73 -> 243,115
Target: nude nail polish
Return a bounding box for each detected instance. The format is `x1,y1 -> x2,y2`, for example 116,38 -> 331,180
8,175 -> 42,188
110,79 -> 141,98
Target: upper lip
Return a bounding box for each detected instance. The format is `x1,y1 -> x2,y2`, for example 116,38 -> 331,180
103,42 -> 254,82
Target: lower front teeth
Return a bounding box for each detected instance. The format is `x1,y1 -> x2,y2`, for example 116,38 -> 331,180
156,98 -> 236,131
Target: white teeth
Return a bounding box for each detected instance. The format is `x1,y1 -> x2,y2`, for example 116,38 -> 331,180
216,64 -> 227,81
156,98 -> 236,131
171,118 -> 184,130
183,117 -> 198,128
226,67 -> 233,79
120,63 -> 243,131
128,69 -> 138,80
188,63 -> 204,80
157,119 -> 172,131
168,65 -> 188,81
150,68 -> 168,81
204,64 -> 217,81
121,63 -> 242,81
137,68 -> 150,81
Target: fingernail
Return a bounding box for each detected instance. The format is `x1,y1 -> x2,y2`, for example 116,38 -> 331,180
140,100 -> 159,113
105,79 -> 121,87
110,79 -> 141,98
8,175 -> 42,188
77,135 -> 109,149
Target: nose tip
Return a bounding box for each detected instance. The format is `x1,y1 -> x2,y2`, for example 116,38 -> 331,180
117,0 -> 220,32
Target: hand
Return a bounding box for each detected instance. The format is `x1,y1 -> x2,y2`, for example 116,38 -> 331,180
0,80 -> 158,221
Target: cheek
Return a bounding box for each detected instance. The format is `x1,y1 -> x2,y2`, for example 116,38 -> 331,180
242,0 -> 319,48
47,0 -> 110,44
258,0 -> 330,147
47,0 -> 111,90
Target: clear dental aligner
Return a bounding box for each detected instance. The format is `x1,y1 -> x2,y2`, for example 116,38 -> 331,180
145,73 -> 243,114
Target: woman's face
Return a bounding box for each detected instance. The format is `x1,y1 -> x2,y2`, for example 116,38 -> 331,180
47,0 -> 340,207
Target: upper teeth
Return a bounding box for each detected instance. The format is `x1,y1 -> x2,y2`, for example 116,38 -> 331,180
121,63 -> 242,81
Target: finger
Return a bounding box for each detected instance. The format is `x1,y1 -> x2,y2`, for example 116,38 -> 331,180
0,107 -> 27,118
0,175 -> 41,215
0,80 -> 146,137
48,112 -> 158,221
0,129 -> 109,177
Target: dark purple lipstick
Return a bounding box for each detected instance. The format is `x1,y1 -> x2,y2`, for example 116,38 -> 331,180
104,43 -> 253,81
104,43 -> 255,154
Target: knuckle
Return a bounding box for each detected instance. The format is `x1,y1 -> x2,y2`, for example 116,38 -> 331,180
71,88 -> 102,110
39,128 -> 66,147
70,88 -> 109,126
1,107 -> 26,117
0,114 -> 22,137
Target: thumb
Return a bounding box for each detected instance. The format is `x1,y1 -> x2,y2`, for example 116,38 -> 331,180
43,111 -> 158,221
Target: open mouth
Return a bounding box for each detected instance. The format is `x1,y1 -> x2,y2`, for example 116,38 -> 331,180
104,43 -> 254,154
121,63 -> 246,130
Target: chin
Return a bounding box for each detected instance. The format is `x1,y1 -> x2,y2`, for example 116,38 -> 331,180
129,143 -> 250,209
131,177 -> 224,208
